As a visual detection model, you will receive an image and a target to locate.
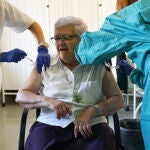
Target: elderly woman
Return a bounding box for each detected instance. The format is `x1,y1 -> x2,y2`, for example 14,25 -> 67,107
16,16 -> 124,150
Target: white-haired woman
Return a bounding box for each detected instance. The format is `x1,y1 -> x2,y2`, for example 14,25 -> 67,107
16,16 -> 124,150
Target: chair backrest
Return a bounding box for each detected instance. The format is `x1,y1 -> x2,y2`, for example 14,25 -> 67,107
18,108 -> 125,150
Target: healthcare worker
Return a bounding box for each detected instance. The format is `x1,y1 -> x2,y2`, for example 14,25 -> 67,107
0,0 -> 50,73
75,0 -> 150,149
115,0 -> 137,95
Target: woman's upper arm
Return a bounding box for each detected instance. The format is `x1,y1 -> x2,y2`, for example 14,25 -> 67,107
20,66 -> 42,93
102,71 -> 121,97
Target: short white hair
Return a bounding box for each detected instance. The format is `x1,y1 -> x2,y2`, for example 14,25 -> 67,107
55,16 -> 88,36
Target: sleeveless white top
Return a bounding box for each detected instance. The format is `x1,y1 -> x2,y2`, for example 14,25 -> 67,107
37,55 -> 107,128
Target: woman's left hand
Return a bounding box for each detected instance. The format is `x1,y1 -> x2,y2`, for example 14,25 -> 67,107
74,106 -> 96,138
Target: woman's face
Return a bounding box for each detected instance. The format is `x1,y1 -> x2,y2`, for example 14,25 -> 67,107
54,24 -> 80,65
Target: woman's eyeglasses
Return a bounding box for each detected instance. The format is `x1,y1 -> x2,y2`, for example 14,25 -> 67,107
50,35 -> 78,44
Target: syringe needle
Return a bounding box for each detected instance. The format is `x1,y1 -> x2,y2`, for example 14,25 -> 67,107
25,56 -> 34,63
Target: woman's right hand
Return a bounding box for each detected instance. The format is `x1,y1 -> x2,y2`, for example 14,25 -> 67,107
49,99 -> 72,119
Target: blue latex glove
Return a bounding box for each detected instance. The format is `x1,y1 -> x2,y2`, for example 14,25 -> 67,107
36,46 -> 50,73
118,59 -> 134,75
0,48 -> 27,63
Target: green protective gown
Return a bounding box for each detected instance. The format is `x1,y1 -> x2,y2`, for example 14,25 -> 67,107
75,0 -> 150,149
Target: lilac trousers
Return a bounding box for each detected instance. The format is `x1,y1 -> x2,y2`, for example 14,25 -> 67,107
25,122 -> 116,150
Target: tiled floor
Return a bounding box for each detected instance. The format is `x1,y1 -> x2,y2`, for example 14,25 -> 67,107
0,95 -> 141,150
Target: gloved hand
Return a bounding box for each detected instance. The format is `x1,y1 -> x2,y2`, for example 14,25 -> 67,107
0,48 -> 27,63
36,46 -> 50,73
118,59 -> 134,75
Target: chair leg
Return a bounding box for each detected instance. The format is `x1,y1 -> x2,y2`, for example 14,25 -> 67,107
113,113 -> 126,150
18,108 -> 29,150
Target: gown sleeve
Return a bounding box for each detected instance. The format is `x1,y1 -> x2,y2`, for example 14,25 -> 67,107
129,68 -> 144,89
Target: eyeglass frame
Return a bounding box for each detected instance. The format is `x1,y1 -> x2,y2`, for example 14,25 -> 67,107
50,34 -> 78,44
